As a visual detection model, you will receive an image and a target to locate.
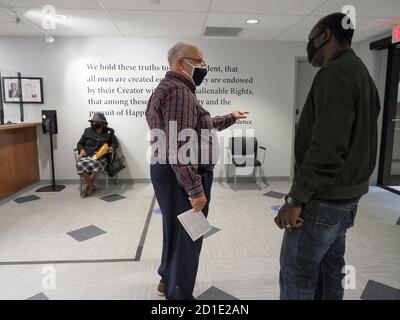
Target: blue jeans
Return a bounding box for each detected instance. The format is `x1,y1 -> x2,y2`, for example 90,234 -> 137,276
279,199 -> 358,300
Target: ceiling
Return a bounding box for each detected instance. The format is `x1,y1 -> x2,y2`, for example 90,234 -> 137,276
0,0 -> 399,42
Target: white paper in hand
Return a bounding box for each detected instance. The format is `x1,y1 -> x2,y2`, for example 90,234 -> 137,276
177,209 -> 212,241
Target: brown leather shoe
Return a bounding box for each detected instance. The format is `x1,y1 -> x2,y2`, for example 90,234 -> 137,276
156,280 -> 165,297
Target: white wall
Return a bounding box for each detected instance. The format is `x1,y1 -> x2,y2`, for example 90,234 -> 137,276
0,37 -> 308,180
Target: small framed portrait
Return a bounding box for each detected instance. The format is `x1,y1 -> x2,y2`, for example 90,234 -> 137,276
2,77 -> 44,104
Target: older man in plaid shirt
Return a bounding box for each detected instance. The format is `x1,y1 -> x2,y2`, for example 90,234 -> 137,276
146,42 -> 247,300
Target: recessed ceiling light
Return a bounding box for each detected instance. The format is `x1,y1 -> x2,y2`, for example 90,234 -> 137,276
246,19 -> 259,24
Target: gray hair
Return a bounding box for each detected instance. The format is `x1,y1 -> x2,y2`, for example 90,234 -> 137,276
167,42 -> 191,66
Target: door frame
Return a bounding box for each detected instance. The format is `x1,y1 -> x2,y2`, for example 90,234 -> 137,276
290,57 -> 302,180
371,37 -> 400,187
290,57 -> 316,180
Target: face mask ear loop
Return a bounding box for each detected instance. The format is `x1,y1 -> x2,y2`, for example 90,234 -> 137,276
181,59 -> 196,85
182,59 -> 195,76
313,30 -> 330,51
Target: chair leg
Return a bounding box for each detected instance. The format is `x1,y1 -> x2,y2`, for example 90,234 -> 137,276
226,164 -> 230,183
258,167 -> 262,190
80,176 -> 83,193
234,168 -> 237,192
253,167 -> 256,183
105,174 -> 109,193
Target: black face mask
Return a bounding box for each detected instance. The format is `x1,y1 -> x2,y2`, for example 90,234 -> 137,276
183,60 -> 208,86
192,67 -> 208,86
92,123 -> 102,130
307,30 -> 330,64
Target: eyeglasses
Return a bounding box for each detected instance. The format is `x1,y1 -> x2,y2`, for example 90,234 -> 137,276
181,57 -> 207,67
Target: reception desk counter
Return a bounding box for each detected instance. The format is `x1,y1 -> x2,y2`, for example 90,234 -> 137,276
0,122 -> 41,200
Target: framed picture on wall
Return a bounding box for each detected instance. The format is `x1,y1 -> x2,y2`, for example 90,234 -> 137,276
1,77 -> 44,104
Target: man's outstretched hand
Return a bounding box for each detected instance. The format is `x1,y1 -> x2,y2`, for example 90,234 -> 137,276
233,111 -> 248,119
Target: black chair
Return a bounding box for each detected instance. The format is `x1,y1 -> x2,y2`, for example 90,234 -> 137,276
226,137 -> 266,191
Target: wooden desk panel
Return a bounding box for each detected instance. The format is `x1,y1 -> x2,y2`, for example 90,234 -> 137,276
0,123 -> 40,200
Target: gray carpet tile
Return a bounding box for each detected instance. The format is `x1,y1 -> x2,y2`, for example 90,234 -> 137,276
67,225 -> 107,242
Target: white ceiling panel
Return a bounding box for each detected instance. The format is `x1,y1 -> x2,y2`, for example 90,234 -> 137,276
100,0 -> 211,12
312,0 -> 400,18
289,15 -> 321,31
118,24 -> 203,38
239,27 -> 287,40
0,8 -> 15,22
0,21 -> 41,35
2,0 -> 100,9
205,13 -> 303,29
19,8 -> 113,26
290,14 -> 389,32
210,0 -> 327,15
111,10 -> 206,27
54,24 -> 121,36
275,28 -> 310,42
355,17 -> 398,33
288,15 -> 397,38
0,0 -> 397,41
353,28 -> 392,43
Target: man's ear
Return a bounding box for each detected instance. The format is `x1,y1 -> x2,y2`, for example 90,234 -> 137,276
323,29 -> 332,42
178,59 -> 186,71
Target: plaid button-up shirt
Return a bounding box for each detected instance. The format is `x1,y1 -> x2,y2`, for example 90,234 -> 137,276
146,71 -> 236,198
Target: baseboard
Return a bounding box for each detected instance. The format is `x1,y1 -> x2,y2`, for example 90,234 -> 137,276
0,176 -> 291,206
40,179 -> 81,184
39,179 -> 145,184
0,181 -> 42,206
39,176 -> 291,185
379,186 -> 400,196
215,176 -> 290,183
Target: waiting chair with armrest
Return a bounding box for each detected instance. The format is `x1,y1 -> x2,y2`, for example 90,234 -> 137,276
73,149 -> 120,193
226,136 -> 266,191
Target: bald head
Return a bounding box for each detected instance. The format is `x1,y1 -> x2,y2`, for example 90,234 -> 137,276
168,42 -> 202,66
167,42 -> 206,81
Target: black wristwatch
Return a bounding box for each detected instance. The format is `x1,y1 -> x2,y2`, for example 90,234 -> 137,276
285,194 -> 303,208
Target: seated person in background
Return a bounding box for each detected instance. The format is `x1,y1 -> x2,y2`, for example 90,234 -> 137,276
76,112 -> 118,196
